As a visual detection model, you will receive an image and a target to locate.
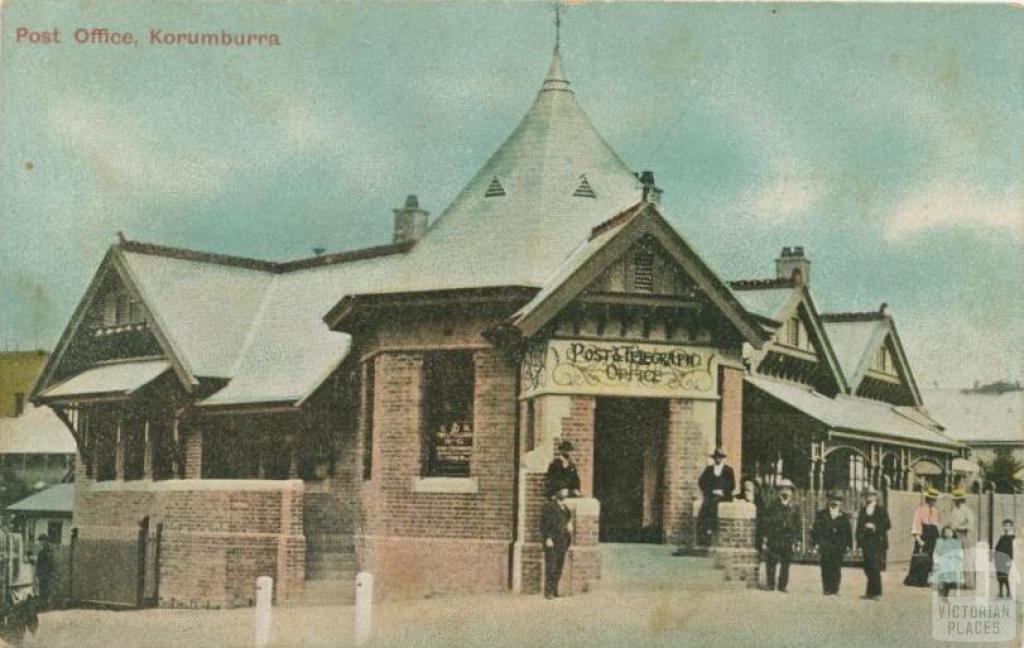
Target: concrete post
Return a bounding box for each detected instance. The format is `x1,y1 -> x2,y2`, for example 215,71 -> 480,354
355,571 -> 373,645
714,501 -> 760,587
973,540 -> 990,598
253,576 -> 273,647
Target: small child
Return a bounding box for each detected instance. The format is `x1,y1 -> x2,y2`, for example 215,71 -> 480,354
933,525 -> 962,598
994,519 -> 1015,598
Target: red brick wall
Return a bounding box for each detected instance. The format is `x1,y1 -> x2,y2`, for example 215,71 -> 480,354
72,480 -> 305,608
356,347 -> 519,596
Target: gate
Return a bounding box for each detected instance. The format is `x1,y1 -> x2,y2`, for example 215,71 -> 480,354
69,517 -> 161,608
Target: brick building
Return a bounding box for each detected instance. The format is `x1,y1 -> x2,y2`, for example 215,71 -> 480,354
31,48 -> 775,606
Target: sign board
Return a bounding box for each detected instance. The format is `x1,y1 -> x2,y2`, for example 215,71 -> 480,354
520,339 -> 718,399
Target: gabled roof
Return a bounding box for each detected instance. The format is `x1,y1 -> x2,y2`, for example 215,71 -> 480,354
821,309 -> 922,405
0,405 -> 77,455
729,278 -> 848,394
510,202 -> 769,346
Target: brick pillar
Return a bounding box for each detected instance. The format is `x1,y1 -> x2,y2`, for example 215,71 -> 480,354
558,396 -> 595,496
564,497 -> 601,595
184,426 -> 202,479
720,366 -> 743,489
713,501 -> 760,587
666,399 -> 718,548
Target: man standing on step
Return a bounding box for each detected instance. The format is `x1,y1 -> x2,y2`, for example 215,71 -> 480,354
762,479 -> 801,592
542,487 -> 574,599
696,447 -> 736,546
545,440 -> 581,498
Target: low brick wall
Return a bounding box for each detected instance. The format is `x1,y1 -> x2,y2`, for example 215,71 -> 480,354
73,479 -> 305,608
713,501 -> 759,587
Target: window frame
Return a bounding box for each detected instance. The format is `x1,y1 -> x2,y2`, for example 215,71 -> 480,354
420,350 -> 475,478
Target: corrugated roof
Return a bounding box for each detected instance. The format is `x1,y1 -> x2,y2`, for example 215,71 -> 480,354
747,375 -> 959,449
0,406 -> 77,455
922,388 -> 1024,445
731,286 -> 793,322
41,359 -> 170,400
6,483 -> 74,514
821,318 -> 884,385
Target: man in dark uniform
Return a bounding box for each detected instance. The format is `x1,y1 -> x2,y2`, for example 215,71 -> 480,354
545,440 -> 581,497
33,535 -> 52,609
696,447 -> 735,545
812,492 -> 853,595
855,486 -> 891,599
761,479 -> 801,592
541,487 -> 574,599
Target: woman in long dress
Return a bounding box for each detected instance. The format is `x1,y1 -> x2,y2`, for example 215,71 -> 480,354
948,488 -> 976,588
904,487 -> 941,587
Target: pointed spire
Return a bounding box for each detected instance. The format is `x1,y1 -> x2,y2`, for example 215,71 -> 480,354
542,1 -> 571,93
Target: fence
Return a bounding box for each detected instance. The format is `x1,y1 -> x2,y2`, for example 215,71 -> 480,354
68,517 -> 161,608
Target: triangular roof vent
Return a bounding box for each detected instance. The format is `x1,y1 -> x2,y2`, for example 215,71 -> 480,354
484,176 -> 506,197
573,174 -> 596,198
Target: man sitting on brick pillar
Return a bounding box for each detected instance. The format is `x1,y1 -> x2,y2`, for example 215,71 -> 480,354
542,488 -> 574,599
545,440 -> 581,497
696,447 -> 735,546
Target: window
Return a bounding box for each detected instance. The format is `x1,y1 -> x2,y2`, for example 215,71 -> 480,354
13,393 -> 24,417
115,294 -> 131,325
876,346 -> 888,372
91,409 -> 118,481
848,454 -> 868,491
787,317 -> 800,347
422,351 -> 475,477
632,248 -> 655,293
122,412 -> 146,481
47,521 -> 62,545
362,359 -> 375,480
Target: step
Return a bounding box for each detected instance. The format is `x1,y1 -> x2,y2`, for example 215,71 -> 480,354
292,579 -> 355,607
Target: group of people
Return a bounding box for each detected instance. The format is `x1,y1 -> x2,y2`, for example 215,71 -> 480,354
904,487 -> 1016,598
541,440 -> 1017,601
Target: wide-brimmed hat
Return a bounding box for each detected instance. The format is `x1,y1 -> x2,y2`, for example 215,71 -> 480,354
863,486 -> 880,496
924,486 -> 940,499
557,440 -> 574,453
952,487 -> 968,500
776,478 -> 795,491
709,447 -> 727,459
827,491 -> 843,503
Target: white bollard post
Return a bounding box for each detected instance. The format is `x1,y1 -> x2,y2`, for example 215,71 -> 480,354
973,540 -> 990,599
355,571 -> 374,646
1012,538 -> 1024,600
253,576 -> 273,647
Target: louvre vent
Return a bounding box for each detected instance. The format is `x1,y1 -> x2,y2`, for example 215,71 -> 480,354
573,175 -> 596,198
633,249 -> 655,293
484,176 -> 506,197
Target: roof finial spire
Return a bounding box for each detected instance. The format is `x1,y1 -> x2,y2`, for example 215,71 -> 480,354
554,0 -> 563,53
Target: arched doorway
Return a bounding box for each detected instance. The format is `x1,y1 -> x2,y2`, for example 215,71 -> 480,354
824,447 -> 871,492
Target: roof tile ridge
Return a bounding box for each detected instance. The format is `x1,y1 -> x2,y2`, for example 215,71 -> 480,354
119,239 -> 281,273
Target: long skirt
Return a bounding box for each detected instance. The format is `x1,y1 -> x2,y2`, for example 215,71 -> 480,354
904,524 -> 938,587
959,534 -> 976,589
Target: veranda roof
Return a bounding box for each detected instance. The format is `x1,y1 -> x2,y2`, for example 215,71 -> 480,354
40,359 -> 170,400
746,375 -> 960,450
6,483 -> 74,515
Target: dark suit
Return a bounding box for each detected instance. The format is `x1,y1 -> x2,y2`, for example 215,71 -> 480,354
856,504 -> 891,597
696,464 -> 735,545
813,508 -> 853,594
545,458 -> 581,497
762,499 -> 801,591
541,498 -> 573,597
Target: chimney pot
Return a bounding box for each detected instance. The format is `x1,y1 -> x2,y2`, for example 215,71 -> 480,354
775,246 -> 811,284
393,195 -> 429,244
638,170 -> 662,204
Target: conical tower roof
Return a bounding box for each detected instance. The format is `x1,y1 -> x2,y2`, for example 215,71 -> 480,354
402,49 -> 644,290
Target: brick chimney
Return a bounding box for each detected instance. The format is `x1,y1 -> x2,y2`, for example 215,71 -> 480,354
637,170 -> 662,205
775,246 -> 811,285
393,194 -> 428,244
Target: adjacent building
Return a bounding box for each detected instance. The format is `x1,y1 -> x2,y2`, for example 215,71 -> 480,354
924,383 -> 1024,465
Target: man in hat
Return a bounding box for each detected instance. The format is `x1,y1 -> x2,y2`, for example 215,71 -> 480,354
856,486 -> 891,599
949,487 -> 977,588
812,492 -> 853,595
541,487 -> 574,599
545,440 -> 581,497
696,447 -> 736,546
761,479 -> 801,592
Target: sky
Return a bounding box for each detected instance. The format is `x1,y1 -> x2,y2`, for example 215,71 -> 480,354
1,1 -> 1021,389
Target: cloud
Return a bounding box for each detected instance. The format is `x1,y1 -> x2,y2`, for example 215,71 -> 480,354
884,183 -> 1023,241
47,98 -> 235,198
732,156 -> 826,224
